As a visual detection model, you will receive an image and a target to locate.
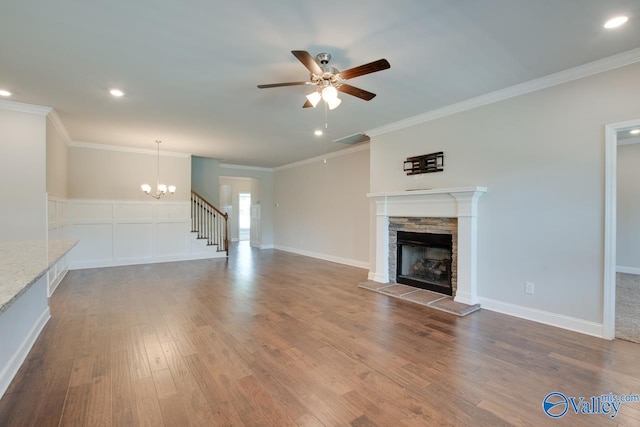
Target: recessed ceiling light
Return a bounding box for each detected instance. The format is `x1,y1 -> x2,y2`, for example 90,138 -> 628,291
604,16 -> 628,29
109,88 -> 125,97
630,129 -> 640,135
314,130 -> 323,136
0,89 -> 11,97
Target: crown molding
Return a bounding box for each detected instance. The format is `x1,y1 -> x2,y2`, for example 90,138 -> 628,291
220,163 -> 274,172
46,109 -> 71,143
368,47 -> 640,137
0,99 -> 52,115
274,142 -> 370,171
69,140 -> 192,158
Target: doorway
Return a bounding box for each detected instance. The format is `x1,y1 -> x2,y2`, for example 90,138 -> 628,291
219,176 -> 257,243
603,118 -> 640,340
239,193 -> 251,241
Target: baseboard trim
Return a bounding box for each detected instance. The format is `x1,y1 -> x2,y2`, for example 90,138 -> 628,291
259,244 -> 275,250
617,266 -> 640,275
0,306 -> 51,399
368,272 -> 389,283
273,245 -> 369,270
453,291 -> 476,306
478,296 -> 604,338
70,252 -> 227,269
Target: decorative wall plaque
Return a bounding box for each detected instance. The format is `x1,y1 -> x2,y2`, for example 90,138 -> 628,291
403,152 -> 444,175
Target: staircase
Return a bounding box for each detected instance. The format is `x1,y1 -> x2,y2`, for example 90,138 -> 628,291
191,190 -> 229,256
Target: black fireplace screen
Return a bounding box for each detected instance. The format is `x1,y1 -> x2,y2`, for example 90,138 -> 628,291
396,231 -> 453,295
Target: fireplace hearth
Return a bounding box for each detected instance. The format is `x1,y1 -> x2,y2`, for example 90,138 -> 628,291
396,231 -> 453,295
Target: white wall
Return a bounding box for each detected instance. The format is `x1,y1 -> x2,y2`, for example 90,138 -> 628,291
370,62 -> 640,326
191,156 -> 220,204
617,142 -> 640,271
274,146 -> 370,268
68,144 -> 191,201
46,116 -> 68,199
0,107 -> 47,240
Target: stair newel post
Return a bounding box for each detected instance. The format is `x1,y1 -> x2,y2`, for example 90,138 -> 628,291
211,212 -> 220,247
201,201 -> 205,240
207,208 -> 212,246
214,211 -> 218,246
217,213 -> 221,247
199,198 -> 202,238
224,212 -> 229,255
204,206 -> 208,244
198,199 -> 203,239
217,212 -> 221,248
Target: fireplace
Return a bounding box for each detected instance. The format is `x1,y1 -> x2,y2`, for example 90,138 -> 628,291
396,231 -> 453,295
368,187 -> 486,305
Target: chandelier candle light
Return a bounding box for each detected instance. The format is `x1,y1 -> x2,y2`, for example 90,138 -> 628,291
141,140 -> 176,199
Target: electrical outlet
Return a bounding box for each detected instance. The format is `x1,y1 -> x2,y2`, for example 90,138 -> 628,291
525,282 -> 535,295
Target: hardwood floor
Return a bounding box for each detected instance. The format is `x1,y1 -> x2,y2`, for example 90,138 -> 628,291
1,243 -> 640,426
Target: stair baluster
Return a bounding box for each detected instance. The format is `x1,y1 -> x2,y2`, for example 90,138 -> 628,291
190,190 -> 229,255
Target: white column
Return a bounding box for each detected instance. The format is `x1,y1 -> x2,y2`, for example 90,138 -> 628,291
372,201 -> 389,283
452,191 -> 482,305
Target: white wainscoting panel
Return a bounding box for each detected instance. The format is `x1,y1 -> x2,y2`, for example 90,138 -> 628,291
156,204 -> 189,219
70,202 -> 113,221
67,199 -> 224,269
46,194 -> 72,295
114,223 -> 153,263
70,223 -> 114,267
47,255 -> 70,297
114,203 -> 154,220
47,195 -> 68,241
155,221 -> 189,260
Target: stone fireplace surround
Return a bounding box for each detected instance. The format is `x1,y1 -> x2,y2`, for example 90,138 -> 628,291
390,217 -> 458,295
368,187 -> 487,305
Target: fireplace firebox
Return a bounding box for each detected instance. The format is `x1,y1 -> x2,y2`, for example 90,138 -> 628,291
396,231 -> 453,295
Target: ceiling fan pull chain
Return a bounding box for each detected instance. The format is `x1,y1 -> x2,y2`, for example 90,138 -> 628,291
325,102 -> 329,130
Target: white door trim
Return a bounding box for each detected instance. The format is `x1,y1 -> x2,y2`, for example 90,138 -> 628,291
603,118 -> 640,339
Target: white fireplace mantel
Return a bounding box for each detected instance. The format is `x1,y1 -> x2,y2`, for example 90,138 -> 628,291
367,186 -> 487,305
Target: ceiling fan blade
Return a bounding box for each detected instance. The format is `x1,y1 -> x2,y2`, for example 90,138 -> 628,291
257,82 -> 308,89
302,100 -> 313,108
291,50 -> 323,76
338,84 -> 376,101
339,59 -> 390,80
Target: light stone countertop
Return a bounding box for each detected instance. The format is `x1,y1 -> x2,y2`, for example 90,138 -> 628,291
0,240 -> 78,314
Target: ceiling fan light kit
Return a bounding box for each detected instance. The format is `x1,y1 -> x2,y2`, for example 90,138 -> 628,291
306,91 -> 321,108
257,50 -> 390,110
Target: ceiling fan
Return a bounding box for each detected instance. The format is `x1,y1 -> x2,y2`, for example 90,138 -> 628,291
257,50 -> 390,110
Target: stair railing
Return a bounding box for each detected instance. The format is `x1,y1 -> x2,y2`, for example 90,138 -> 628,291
191,190 -> 229,255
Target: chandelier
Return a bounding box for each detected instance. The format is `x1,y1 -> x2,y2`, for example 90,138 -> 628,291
141,140 -> 176,199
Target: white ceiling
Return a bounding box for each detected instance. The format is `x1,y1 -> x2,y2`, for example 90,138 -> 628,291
2,1 -> 639,167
